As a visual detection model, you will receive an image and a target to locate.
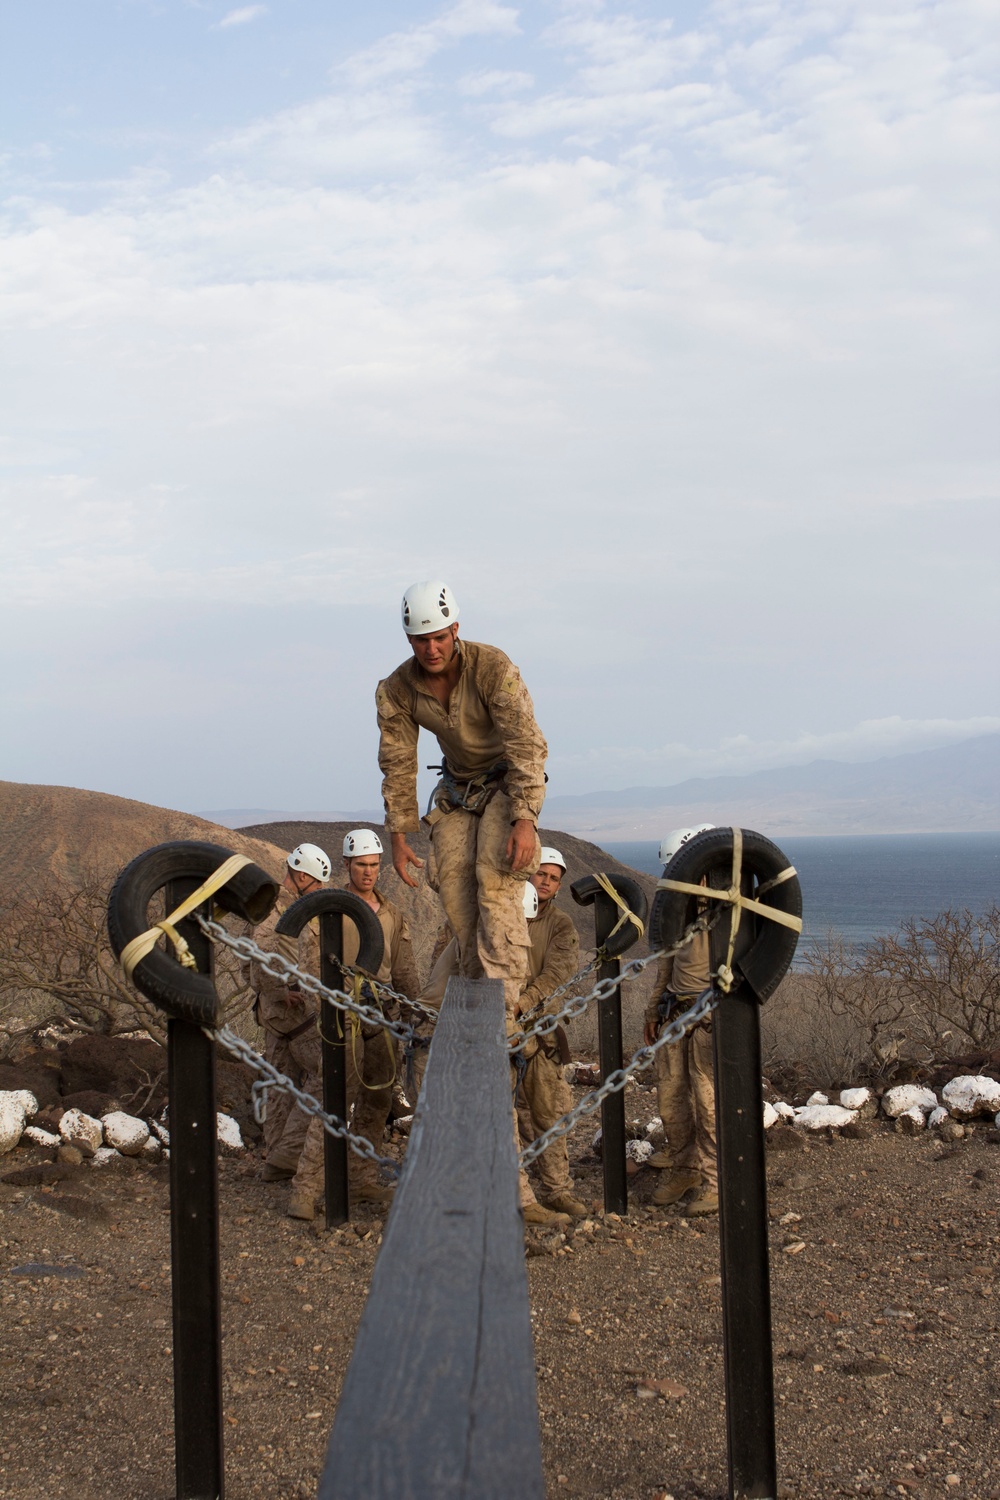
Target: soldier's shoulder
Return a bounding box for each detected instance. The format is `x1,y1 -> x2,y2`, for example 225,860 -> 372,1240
376,660 -> 418,712
462,639 -> 522,691
551,904 -> 579,939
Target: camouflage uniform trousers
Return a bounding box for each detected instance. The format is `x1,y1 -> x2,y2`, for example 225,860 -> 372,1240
262,1023 -> 322,1172
427,787 -> 539,1015
516,1040 -> 573,1200
655,1016 -> 717,1191
292,1017 -> 400,1204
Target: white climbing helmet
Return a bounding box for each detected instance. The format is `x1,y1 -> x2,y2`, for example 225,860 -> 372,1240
401,580 -> 459,636
287,843 -> 332,883
538,846 -> 567,872
522,882 -> 539,920
658,824 -> 715,866
343,829 -> 383,859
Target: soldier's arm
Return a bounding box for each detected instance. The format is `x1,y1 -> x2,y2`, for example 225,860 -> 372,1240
389,915 -> 421,1005
644,952 -> 673,1043
376,676 -> 421,834
520,915 -> 580,1019
484,658 -> 548,827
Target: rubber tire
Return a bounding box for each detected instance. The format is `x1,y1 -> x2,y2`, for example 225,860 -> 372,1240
276,889 -> 385,975
570,873 -> 649,959
107,840 -> 280,1025
648,827 -> 802,1001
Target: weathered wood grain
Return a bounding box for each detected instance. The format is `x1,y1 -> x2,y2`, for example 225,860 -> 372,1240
318,977 -> 544,1500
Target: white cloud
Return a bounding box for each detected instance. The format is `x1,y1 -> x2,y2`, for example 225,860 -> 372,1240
339,0 -> 520,85
214,6 -> 267,30
0,0 -> 996,806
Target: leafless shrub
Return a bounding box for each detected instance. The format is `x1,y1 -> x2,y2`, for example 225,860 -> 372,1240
763,906 -> 1000,1088
0,869 -> 257,1057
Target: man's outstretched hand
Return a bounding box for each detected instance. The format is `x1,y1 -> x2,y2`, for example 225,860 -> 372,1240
506,818 -> 537,872
391,832 -> 425,889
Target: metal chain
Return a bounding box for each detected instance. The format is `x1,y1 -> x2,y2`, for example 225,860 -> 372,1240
333,961 -> 442,1028
208,1022 -> 399,1176
518,986 -> 721,1168
196,915 -> 419,1043
508,912 -> 716,1055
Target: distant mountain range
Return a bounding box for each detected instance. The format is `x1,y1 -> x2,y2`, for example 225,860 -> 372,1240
201,734 -> 1000,839
543,734 -> 1000,838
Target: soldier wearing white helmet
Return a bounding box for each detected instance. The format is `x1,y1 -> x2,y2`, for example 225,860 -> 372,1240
244,843 -> 331,1186
288,828 -> 421,1220
376,582 -> 563,1225
645,824 -> 718,1216
515,845 -> 588,1218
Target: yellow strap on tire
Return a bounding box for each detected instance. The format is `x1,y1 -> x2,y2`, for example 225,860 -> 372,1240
593,871 -> 645,945
119,854 -> 254,981
656,831 -> 802,993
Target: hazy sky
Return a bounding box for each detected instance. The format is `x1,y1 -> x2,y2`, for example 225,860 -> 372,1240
1,0 -> 997,814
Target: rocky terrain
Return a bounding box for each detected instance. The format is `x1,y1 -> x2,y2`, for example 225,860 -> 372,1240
1,1058 -> 999,1500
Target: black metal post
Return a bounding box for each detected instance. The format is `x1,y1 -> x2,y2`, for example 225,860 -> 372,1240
165,879 -> 224,1500
711,884 -> 777,1500
595,940 -> 627,1216
319,911 -> 350,1228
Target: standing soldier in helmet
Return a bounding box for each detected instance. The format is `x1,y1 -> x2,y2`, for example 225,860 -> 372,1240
248,843 -> 332,1184
644,824 -> 719,1216
377,580 -> 546,1015
377,581 -> 569,1224
515,847 -> 589,1219
288,829 -> 421,1220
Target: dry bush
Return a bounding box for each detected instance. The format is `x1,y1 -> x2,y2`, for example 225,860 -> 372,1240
762,906 -> 1000,1090
0,869 -> 257,1057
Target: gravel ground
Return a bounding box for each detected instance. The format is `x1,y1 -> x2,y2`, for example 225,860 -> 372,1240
1,1091 -> 998,1500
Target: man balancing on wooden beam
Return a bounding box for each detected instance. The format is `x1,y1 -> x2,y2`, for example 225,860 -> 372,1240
376,580 -> 571,1227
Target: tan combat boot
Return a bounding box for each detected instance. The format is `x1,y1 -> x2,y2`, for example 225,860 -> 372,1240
543,1191 -> 588,1220
646,1150 -> 674,1170
353,1182 -> 395,1208
651,1168 -> 701,1207
287,1191 -> 316,1221
262,1161 -> 296,1182
522,1201 -> 572,1228
686,1188 -> 719,1216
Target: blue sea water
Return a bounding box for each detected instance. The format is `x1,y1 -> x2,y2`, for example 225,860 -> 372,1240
602,833 -> 1000,956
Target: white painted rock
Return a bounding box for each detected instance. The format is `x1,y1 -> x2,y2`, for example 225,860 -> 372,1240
23,1125 -> 61,1148
882,1085 -> 938,1119
794,1104 -> 858,1131
773,1101 -> 796,1120
150,1118 -> 170,1146
644,1119 -> 666,1145
895,1105 -> 927,1134
941,1075 -> 1000,1120
592,1128 -> 603,1153
625,1138 -> 653,1164
90,1146 -> 121,1167
763,1102 -> 779,1130
840,1088 -> 874,1114
10,1090 -> 39,1120
58,1108 -> 104,1157
216,1113 -> 243,1151
140,1135 -> 163,1163
806,1091 -> 829,1107
928,1106 -> 950,1129
101,1111 -> 150,1156
0,1093 -> 29,1154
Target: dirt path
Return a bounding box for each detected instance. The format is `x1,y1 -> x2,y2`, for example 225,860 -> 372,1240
1,1112 -> 998,1499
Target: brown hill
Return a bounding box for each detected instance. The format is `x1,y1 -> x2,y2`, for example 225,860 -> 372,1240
0,780 -> 289,897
